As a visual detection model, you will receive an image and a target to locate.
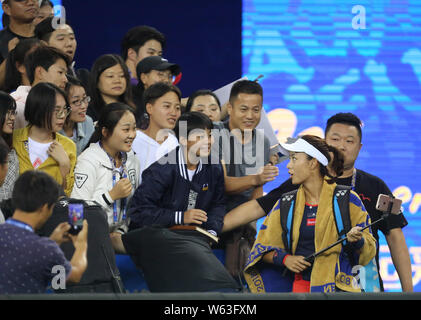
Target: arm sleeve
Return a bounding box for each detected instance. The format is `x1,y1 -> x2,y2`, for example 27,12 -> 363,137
64,141 -> 77,197
256,178 -> 298,214
128,164 -> 183,229
376,178 -> 408,232
71,157 -> 114,211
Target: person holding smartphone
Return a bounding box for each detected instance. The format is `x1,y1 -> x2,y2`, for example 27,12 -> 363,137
71,102 -> 140,236
0,170 -> 88,294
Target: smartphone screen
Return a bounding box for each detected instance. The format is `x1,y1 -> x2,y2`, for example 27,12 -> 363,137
68,203 -> 84,235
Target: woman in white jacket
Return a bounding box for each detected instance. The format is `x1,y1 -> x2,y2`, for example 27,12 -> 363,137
71,102 -> 140,235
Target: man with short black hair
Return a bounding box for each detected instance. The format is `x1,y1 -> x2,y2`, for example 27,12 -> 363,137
13,44 -> 70,129
121,25 -> 166,85
35,16 -> 77,63
0,170 -> 88,294
212,80 -> 278,280
324,112 -> 412,292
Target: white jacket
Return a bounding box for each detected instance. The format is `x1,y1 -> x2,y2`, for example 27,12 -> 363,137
71,142 -> 140,231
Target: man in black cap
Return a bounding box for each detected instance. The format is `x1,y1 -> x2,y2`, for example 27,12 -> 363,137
132,56 -> 181,128
136,56 -> 181,90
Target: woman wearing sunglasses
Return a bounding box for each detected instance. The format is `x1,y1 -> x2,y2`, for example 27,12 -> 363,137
60,77 -> 94,155
13,82 -> 77,196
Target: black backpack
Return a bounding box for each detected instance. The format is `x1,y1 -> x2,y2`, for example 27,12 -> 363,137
37,197 -> 125,293
278,185 -> 353,261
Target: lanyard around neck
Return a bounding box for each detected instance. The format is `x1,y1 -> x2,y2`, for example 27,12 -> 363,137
99,142 -> 129,223
6,218 -> 34,233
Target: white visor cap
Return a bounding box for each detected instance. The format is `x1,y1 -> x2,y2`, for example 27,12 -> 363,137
280,138 -> 329,166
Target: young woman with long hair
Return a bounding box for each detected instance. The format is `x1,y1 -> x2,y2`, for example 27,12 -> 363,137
87,54 -> 134,122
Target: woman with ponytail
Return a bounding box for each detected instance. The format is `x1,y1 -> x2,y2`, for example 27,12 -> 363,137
243,135 -> 376,293
71,103 -> 139,236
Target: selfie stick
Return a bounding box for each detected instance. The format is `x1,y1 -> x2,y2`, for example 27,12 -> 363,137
304,197 -> 395,264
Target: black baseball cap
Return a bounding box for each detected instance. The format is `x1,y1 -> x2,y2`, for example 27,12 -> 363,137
136,56 -> 181,79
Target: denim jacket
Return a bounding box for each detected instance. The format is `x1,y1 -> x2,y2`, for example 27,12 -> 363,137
60,116 -> 94,155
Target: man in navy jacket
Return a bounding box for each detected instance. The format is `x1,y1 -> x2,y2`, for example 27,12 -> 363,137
129,111 -> 226,236
124,112 -> 239,292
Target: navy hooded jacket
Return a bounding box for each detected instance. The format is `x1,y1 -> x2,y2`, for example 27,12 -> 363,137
128,146 -> 226,235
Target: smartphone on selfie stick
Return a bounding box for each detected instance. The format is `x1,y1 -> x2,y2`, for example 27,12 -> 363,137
304,194 -> 402,264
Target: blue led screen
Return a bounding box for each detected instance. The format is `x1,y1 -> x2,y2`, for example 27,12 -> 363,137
243,0 -> 421,291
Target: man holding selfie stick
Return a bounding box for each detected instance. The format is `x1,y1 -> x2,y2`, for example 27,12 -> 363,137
0,171 -> 88,294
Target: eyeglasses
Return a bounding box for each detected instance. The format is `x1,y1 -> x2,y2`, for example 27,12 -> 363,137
54,106 -> 72,118
71,96 -> 91,107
